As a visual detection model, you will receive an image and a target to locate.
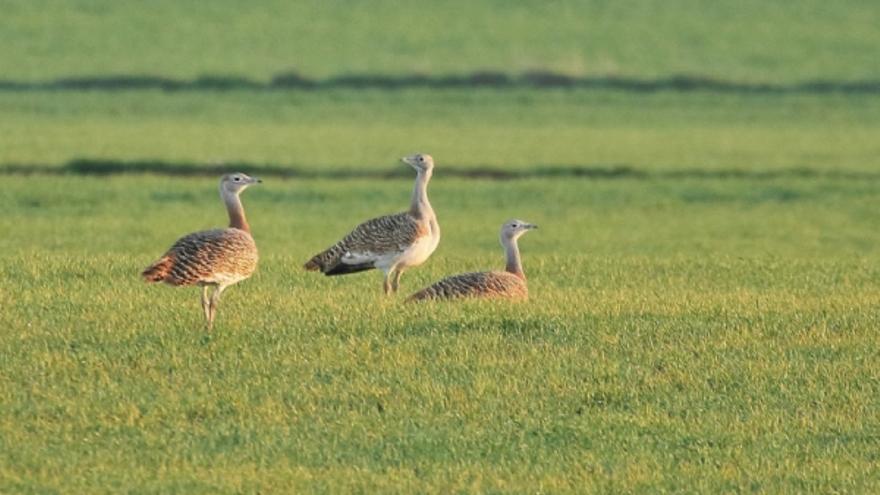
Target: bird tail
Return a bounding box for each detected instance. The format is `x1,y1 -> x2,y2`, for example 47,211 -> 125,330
303,254 -> 373,276
303,257 -> 323,272
324,262 -> 374,276
303,244 -> 345,273
405,288 -> 433,303
142,256 -> 173,283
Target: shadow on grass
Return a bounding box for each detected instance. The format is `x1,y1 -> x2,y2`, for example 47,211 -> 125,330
1,71 -> 879,94
2,159 -> 879,181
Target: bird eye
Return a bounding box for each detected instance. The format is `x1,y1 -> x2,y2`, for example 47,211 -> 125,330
418,156 -> 424,162
512,223 -> 518,228
234,177 -> 241,182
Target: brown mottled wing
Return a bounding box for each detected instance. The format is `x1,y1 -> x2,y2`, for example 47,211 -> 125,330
407,271 -> 527,301
144,228 -> 258,286
305,212 -> 425,272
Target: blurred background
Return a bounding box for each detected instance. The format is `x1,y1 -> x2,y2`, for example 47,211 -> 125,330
2,0 -> 878,175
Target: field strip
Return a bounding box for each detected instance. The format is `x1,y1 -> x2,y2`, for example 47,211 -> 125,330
1,72 -> 879,94
2,159 -> 879,181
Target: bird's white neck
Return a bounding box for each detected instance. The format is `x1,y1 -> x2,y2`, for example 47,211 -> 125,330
222,189 -> 250,232
409,168 -> 433,219
503,235 -> 524,278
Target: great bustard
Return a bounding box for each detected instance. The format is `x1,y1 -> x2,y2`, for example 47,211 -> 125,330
304,153 -> 441,294
407,219 -> 537,302
142,173 -> 261,330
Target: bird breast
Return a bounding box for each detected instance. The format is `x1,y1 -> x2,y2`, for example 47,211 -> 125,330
396,218 -> 440,269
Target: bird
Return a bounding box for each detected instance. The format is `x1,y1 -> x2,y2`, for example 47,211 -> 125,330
142,173 -> 261,330
407,219 -> 537,302
304,153 -> 440,295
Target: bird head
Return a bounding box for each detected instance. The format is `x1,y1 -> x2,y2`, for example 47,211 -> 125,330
220,173 -> 262,195
401,153 -> 434,173
500,219 -> 538,243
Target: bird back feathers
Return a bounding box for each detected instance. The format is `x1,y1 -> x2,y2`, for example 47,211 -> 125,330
407,271 -> 527,302
143,228 -> 258,286
305,212 -> 426,275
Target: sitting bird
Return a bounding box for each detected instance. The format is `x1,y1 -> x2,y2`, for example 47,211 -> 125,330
304,153 -> 441,294
142,173 -> 261,330
407,219 -> 537,302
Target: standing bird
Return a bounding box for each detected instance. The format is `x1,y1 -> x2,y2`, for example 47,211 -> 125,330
304,153 -> 440,294
142,173 -> 261,330
407,219 -> 538,302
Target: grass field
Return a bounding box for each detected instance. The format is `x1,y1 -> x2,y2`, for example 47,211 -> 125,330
1,90 -> 879,173
3,174 -> 880,492
3,0 -> 880,82
3,0 -> 880,493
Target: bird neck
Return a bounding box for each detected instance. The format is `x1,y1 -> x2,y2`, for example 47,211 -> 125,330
222,189 -> 250,232
409,168 -> 433,218
503,236 -> 525,278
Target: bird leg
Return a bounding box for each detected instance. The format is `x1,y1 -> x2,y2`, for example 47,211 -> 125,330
200,285 -> 211,325
391,268 -> 404,293
207,285 -> 226,331
383,272 -> 392,295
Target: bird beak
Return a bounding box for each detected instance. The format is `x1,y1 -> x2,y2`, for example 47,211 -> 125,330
526,223 -> 538,230
401,156 -> 412,165
251,177 -> 262,184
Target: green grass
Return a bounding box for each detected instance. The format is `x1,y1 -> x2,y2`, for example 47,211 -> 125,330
3,0 -> 880,82
3,0 -> 880,491
2,175 -> 880,492
2,90 -> 879,172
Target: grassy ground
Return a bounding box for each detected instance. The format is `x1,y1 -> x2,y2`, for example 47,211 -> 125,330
3,0 -> 880,492
1,90 -> 879,172
3,0 -> 880,82
2,175 -> 880,492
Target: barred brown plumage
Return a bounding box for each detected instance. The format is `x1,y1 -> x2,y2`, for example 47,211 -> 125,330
156,229 -> 257,286
407,271 -> 527,301
305,154 -> 440,294
142,173 -> 261,330
407,219 -> 538,302
305,213 -> 426,272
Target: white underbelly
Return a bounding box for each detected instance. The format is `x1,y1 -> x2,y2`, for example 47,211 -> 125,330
204,272 -> 249,286
395,231 -> 440,269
